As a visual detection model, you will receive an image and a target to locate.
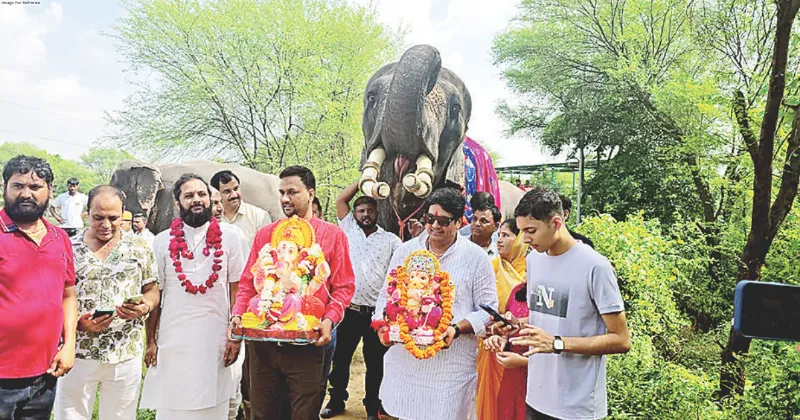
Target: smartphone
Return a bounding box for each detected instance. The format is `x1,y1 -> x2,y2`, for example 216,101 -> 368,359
733,281 -> 800,341
124,295 -> 145,305
479,303 -> 513,327
92,309 -> 114,319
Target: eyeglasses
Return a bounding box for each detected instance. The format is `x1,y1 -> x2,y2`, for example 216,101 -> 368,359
421,213 -> 456,227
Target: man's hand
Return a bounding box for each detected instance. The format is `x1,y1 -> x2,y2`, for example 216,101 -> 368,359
314,318 -> 333,347
77,313 -> 113,333
116,302 -> 149,320
483,335 -> 508,352
144,342 -> 158,368
509,324 -> 556,356
224,340 -> 241,367
47,346 -> 75,377
407,219 -> 425,238
377,326 -> 392,347
490,312 -> 522,337
440,325 -> 457,348
496,352 -> 528,369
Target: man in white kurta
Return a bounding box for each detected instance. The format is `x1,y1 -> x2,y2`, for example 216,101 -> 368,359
140,175 -> 247,420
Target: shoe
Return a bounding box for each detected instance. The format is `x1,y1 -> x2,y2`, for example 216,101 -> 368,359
367,416 -> 380,420
320,402 -> 345,419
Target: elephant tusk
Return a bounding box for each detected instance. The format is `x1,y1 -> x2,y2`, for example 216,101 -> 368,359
402,155 -> 433,198
359,147 -> 390,199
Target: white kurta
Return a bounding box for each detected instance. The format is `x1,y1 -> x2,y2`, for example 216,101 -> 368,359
140,222 -> 246,415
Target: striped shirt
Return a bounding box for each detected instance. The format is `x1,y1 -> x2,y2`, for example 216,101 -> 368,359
374,234 -> 498,420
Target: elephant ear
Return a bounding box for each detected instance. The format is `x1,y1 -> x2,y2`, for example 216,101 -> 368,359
111,160 -> 164,214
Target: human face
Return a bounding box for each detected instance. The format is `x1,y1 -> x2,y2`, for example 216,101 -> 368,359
89,194 -> 123,242
219,178 -> 241,212
312,203 -> 322,219
210,189 -> 224,221
496,223 -> 518,260
354,203 -> 377,230
177,179 -> 211,227
424,204 -> 459,243
279,176 -> 313,218
132,217 -> 146,233
3,171 -> 51,223
120,220 -> 132,232
470,209 -> 497,242
68,183 -> 78,195
516,214 -> 561,253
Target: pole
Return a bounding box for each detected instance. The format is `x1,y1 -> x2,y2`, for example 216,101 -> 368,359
577,146 -> 584,224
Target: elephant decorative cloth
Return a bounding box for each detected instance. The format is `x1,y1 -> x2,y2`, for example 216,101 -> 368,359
463,136 -> 502,222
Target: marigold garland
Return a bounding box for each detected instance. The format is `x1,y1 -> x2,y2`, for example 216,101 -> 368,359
394,266 -> 454,360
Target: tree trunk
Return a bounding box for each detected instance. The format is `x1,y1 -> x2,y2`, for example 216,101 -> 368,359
719,0 -> 800,401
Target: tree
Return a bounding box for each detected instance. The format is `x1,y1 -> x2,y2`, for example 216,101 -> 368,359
0,142 -> 99,197
80,147 -> 135,183
710,0 -> 800,399
105,0 -> 401,200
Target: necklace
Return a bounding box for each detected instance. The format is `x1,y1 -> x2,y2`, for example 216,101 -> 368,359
426,237 -> 454,258
20,221 -> 45,236
169,218 -> 224,295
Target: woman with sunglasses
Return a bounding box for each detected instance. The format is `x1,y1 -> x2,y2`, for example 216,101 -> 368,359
373,187 -> 498,420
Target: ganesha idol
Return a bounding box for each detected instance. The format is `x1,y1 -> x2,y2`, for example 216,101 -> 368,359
378,250 -> 454,358
233,216 -> 330,343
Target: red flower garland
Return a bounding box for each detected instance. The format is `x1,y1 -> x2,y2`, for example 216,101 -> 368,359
169,217 -> 224,295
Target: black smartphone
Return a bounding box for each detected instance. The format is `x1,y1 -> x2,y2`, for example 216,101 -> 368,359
734,281 -> 800,341
479,304 -> 513,327
92,309 -> 114,319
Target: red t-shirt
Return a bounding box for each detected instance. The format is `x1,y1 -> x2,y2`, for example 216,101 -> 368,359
234,216 -> 355,324
0,209 -> 76,379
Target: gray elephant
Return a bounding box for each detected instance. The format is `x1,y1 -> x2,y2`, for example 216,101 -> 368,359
359,44 -> 522,236
110,160 -> 284,234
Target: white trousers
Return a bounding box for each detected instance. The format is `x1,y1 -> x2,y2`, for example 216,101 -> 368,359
156,401 -> 229,420
228,342 -> 245,420
54,357 -> 142,420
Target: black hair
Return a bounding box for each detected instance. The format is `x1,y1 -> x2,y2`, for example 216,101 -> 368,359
172,173 -> 211,201
87,185 -> 125,210
2,155 -> 54,185
209,170 -> 240,190
491,206 -> 502,224
472,203 -> 502,224
427,187 -> 465,220
500,218 -> 519,235
67,177 -> 80,185
514,187 -> 563,221
312,196 -> 322,208
559,194 -> 573,212
353,195 -> 377,210
279,165 -> 316,190
469,192 -> 495,209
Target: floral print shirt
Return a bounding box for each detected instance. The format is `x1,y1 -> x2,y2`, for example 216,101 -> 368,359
72,231 -> 157,364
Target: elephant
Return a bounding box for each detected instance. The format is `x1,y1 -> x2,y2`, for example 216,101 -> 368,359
359,44 -> 522,236
110,160 -> 284,234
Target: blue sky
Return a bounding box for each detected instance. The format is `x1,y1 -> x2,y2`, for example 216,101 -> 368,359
0,0 -> 557,167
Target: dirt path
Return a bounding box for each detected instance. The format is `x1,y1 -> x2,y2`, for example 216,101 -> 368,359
323,343 -> 368,420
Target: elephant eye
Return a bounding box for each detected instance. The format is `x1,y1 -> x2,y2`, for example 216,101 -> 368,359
367,92 -> 377,104
450,103 -> 461,116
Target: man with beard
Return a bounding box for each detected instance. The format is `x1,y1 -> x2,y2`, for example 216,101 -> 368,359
320,182 -> 401,420
230,165 -> 355,420
210,170 -> 271,246
50,177 -> 88,237
139,174 -> 247,420
1,155 -> 78,418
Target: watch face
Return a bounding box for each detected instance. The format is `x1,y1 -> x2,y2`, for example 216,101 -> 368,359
554,338 -> 564,350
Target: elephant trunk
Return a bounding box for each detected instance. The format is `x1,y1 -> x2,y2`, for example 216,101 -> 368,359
381,45 -> 442,161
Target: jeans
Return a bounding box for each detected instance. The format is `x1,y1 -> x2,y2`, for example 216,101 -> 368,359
0,374 -> 57,420
319,329 -> 337,408
526,405 -> 562,420
326,307 -> 387,415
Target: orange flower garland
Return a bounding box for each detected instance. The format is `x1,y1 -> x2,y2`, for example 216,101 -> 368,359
394,266 -> 455,359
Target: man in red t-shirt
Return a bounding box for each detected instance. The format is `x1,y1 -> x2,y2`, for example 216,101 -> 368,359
230,165 -> 355,420
0,155 -> 78,419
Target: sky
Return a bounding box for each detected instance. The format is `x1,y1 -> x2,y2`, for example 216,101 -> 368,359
0,0 -> 557,167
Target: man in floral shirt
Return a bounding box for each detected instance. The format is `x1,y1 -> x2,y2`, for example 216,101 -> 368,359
54,186 -> 159,420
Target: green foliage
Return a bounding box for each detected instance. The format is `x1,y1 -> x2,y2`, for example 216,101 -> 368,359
107,0 -> 401,207
0,142 -> 99,195
80,147 -> 135,184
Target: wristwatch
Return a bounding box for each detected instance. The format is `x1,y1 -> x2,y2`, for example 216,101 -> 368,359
553,336 -> 564,354
450,323 -> 461,339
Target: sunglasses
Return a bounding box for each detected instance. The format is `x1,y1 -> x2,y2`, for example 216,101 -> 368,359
421,213 -> 456,227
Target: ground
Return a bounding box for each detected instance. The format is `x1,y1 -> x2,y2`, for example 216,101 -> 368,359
323,342 -> 368,420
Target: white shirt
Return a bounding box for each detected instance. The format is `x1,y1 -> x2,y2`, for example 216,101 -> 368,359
53,192 -> 88,228
338,212 -> 401,306
222,201 -> 271,245
140,221 -> 246,411
135,229 -> 156,248
373,234 -> 498,420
